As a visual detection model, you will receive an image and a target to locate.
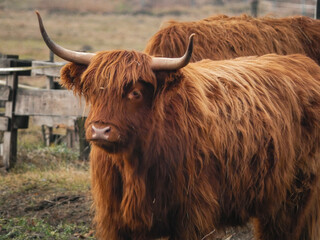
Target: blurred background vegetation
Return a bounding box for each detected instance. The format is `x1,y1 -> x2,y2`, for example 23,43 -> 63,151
0,0 -> 317,60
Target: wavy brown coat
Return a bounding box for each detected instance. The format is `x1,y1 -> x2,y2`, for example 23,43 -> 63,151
145,14 -> 320,64
61,52 -> 320,240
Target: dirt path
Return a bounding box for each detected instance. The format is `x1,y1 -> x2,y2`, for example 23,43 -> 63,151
0,185 -> 255,239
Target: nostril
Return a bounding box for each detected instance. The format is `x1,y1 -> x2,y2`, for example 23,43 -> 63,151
105,126 -> 111,133
91,125 -> 112,140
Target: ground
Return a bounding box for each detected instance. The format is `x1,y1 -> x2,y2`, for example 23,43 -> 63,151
0,142 -> 254,240
0,141 -> 255,240
0,189 -> 93,239
0,141 -> 95,239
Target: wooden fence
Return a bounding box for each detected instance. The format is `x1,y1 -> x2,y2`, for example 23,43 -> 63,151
0,54 -> 89,170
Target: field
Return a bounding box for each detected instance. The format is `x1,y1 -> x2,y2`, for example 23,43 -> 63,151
0,1 -> 255,61
0,0 -> 316,239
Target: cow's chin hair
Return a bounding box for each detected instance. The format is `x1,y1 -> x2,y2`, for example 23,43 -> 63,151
90,140 -> 124,154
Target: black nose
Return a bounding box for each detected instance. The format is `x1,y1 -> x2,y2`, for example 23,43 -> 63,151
91,125 -> 120,142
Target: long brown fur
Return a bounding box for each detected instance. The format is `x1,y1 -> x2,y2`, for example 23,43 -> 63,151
60,51 -> 320,240
144,14 -> 320,64
61,14 -> 320,90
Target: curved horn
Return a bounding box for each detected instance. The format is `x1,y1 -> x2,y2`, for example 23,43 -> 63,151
35,11 -> 94,65
150,33 -> 195,71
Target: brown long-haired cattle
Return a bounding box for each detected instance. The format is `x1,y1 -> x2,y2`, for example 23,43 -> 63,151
65,52 -> 320,240
145,14 -> 320,64
36,12 -> 320,240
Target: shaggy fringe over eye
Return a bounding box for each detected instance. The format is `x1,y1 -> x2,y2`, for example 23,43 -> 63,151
81,51 -> 157,102
60,51 -> 157,103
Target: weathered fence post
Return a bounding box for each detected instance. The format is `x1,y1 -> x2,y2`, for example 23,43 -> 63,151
3,71 -> 18,169
251,0 -> 259,17
0,55 -> 30,169
42,50 -> 59,146
0,85 -> 10,168
316,0 -> 320,19
76,117 -> 90,160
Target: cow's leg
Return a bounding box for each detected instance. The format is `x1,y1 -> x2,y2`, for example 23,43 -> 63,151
297,183 -> 320,240
253,216 -> 296,240
253,170 -> 320,240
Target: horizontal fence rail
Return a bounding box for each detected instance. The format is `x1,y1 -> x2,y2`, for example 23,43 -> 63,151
15,89 -> 88,117
0,55 -> 90,169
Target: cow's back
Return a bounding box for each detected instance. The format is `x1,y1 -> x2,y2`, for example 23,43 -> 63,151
145,15 -> 320,64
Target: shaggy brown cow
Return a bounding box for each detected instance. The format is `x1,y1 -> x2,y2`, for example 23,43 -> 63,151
145,14 -> 320,64
36,12 -> 320,240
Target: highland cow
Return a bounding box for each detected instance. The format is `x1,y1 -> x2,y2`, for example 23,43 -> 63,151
145,14 -> 320,64
37,12 -> 320,240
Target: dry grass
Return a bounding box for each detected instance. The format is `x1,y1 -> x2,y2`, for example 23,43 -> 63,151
0,166 -> 90,194
0,10 -> 164,60
0,1 -> 279,61
0,1 -> 315,60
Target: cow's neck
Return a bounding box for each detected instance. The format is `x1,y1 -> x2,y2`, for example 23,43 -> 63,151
115,148 -> 154,230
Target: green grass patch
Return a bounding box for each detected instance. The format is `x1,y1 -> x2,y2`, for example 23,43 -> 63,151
0,217 -> 94,240
16,144 -> 81,172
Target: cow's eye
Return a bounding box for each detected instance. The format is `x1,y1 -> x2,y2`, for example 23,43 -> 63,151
128,89 -> 142,100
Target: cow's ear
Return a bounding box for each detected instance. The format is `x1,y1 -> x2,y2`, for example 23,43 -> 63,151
60,62 -> 88,95
155,70 -> 184,91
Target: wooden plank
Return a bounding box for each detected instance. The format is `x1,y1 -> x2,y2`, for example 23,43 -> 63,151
3,130 -> 17,169
3,71 -> 18,170
32,116 -> 77,127
0,85 -> 10,101
0,116 -> 8,131
0,54 -> 18,59
0,59 -> 10,68
5,74 -> 16,118
5,102 -> 13,118
43,55 -> 60,147
0,59 -> 11,75
14,89 -> 89,117
32,61 -> 65,78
